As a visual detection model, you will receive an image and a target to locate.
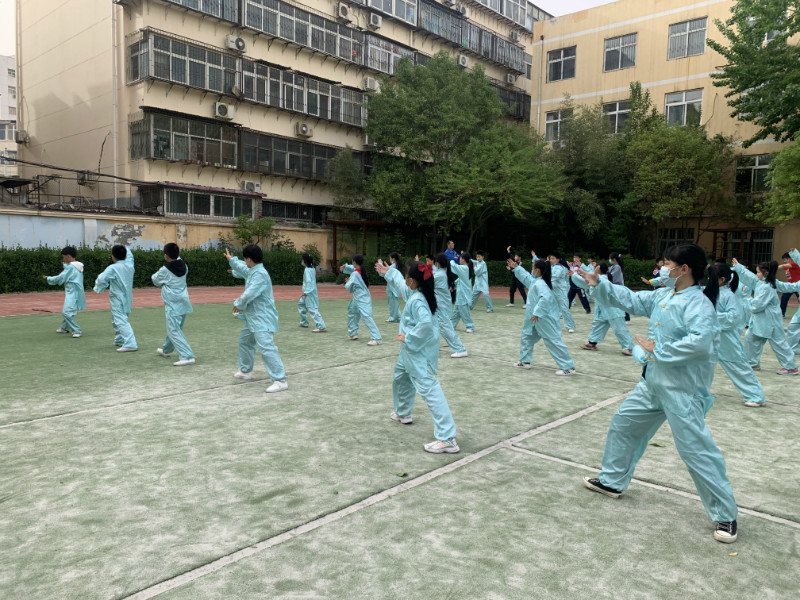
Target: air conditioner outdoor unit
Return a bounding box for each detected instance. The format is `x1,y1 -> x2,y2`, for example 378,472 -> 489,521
363,77 -> 380,92
457,54 -> 469,68
459,5 -> 469,17
77,170 -> 98,186
337,3 -> 352,22
241,180 -> 261,193
15,129 -> 29,144
505,74 -> 516,85
510,31 -> 521,43
225,35 -> 247,52
369,13 -> 382,28
295,122 -> 313,138
215,102 -> 235,120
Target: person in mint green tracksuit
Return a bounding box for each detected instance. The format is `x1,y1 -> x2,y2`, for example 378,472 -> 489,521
573,262 -> 633,355
225,245 -> 288,393
577,243 -> 739,544
709,263 -> 764,406
470,251 -> 493,313
44,245 -> 86,338
732,258 -> 798,374
376,259 -> 459,454
93,244 -> 137,351
433,254 -> 467,358
549,252 -> 576,332
298,252 -> 326,332
151,243 -> 195,366
782,248 -> 800,355
344,254 -> 382,344
510,258 -> 575,375
382,252 -> 402,323
450,252 -> 475,332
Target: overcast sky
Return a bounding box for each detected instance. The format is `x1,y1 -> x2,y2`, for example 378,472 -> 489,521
0,0 -> 618,58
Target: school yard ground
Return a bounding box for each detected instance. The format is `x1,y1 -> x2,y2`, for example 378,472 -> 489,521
1,285 -> 798,599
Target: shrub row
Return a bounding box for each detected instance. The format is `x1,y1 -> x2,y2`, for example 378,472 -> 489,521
0,247 -> 307,294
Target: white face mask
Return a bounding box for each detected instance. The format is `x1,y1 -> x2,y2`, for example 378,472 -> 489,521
659,265 -> 684,288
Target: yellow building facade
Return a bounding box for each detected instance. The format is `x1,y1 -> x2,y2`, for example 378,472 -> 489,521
531,0 -> 800,265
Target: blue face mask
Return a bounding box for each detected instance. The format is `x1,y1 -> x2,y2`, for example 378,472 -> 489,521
659,266 -> 680,288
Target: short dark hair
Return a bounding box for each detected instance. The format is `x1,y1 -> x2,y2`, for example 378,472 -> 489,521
163,243 -> 180,260
573,252 -> 583,259
513,252 -> 523,260
243,244 -> 263,263
782,252 -> 791,259
61,246 -> 77,258
476,250 -> 485,257
111,245 -> 127,261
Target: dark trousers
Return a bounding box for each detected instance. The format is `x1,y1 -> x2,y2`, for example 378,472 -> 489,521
510,275 -> 527,304
568,284 -> 591,313
781,292 -> 799,317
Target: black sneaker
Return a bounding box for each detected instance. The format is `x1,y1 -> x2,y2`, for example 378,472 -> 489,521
714,520 -> 738,543
582,476 -> 622,499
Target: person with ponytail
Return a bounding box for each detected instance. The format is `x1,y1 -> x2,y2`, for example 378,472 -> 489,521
382,252 -> 402,323
710,264 -> 765,406
576,243 -> 739,544
298,252 -> 326,333
433,253 -> 468,358
470,251 -> 493,313
732,258 -> 798,375
375,259 -> 459,454
506,257 -> 576,375
548,252 -> 576,333
573,262 -> 633,355
450,252 -> 476,333
609,251 -> 630,323
343,254 -> 382,345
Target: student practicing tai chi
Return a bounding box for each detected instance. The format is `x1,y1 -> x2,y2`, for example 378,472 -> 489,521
44,246 -> 86,338
152,243 -> 195,366
573,262 -> 633,355
433,254 -> 468,358
94,245 -> 137,352
298,252 -> 327,333
505,246 -> 527,307
709,263 -> 764,406
225,245 -> 288,393
470,251 -> 493,313
344,254 -> 382,345
382,252 -> 402,323
508,257 -> 575,375
549,252 -> 576,333
732,258 -> 798,375
450,252 -> 475,333
781,248 -> 800,355
577,243 -> 740,544
376,259 -> 460,454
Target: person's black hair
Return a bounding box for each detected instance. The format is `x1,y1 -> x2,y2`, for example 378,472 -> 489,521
460,251 -> 475,284
406,261 -> 437,314
476,250 -> 485,258
782,252 -> 791,259
598,261 -> 609,275
513,251 -> 523,261
714,257 -> 728,265
434,253 -> 458,288
559,258 -> 570,269
111,245 -> 127,261
757,260 -> 778,288
389,252 -> 400,265
712,263 -> 739,294
426,253 -> 435,262
301,252 -> 314,268
573,252 -> 583,260
353,254 -> 369,287
243,244 -> 263,264
551,250 -> 563,259
663,243 -> 718,306
164,243 -> 180,260
609,252 -> 624,270
61,246 -> 77,258
534,259 -> 552,289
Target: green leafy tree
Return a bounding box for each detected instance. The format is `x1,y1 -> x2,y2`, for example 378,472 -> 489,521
756,136 -> 800,223
229,214 -> 277,247
325,146 -> 368,217
708,0 -> 800,147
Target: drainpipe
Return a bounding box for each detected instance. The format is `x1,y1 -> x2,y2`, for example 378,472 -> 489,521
111,2 -> 119,208
536,34 -> 544,135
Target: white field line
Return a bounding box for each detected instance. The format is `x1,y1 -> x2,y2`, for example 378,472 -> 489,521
507,446 -> 800,530
123,392 -> 630,600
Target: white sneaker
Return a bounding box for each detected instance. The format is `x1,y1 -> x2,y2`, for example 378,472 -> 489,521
173,359 -> 196,366
567,329 -> 576,333
312,328 -> 327,333
505,303 -> 515,308
514,362 -> 531,369
156,348 -> 171,357
233,371 -> 253,380
367,339 -> 382,346
465,329 -> 475,334
72,333 -> 81,338
423,438 -> 459,454
347,335 -> 359,340
451,351 -> 468,358
116,347 -> 138,353
486,309 -> 493,313
555,368 -> 576,376
743,401 -> 765,407
56,328 -> 68,334
266,379 -> 288,393
390,412 -> 413,424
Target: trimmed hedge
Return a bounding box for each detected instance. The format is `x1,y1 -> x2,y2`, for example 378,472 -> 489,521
0,247 -> 306,294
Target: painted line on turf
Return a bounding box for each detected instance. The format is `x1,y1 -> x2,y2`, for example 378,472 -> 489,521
122,393 -> 630,600
506,445 -> 800,530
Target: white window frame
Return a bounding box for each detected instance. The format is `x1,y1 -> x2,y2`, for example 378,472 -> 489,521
545,109 -> 572,142
604,33 -> 637,72
665,89 -> 703,126
547,46 -> 576,83
668,17 -> 707,60
165,189 -> 253,218
735,154 -> 773,194
602,100 -> 630,134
